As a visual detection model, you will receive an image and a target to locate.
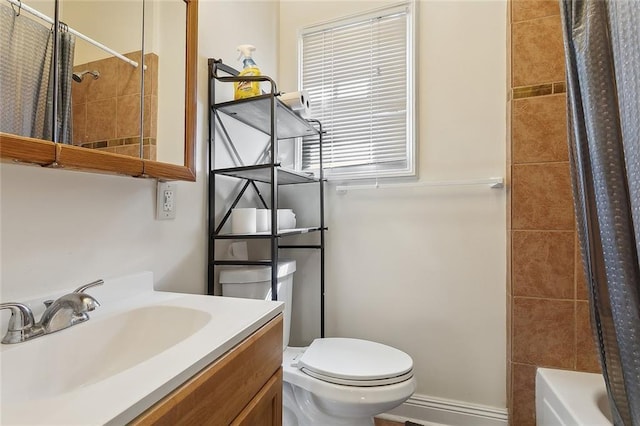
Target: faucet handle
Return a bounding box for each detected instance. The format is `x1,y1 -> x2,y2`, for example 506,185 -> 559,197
0,303 -> 35,329
0,303 -> 39,344
73,279 -> 104,294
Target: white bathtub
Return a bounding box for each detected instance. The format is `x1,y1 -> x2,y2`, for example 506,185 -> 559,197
536,368 -> 613,426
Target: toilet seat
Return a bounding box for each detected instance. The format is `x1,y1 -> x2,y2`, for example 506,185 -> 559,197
296,338 -> 414,387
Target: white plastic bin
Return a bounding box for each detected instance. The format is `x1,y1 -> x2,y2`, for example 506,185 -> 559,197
220,260 -> 296,348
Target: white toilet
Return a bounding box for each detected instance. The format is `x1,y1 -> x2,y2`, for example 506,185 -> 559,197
220,261 -> 416,426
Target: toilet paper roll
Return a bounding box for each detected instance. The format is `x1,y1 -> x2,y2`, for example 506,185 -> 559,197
278,90 -> 310,117
277,209 -> 296,230
231,208 -> 257,234
256,209 -> 271,232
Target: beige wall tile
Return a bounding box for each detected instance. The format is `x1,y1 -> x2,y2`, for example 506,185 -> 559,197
144,53 -> 158,96
72,103 -> 86,146
512,297 -> 575,367
512,162 -> 575,230
512,231 -> 575,298
512,94 -> 568,164
508,0 -> 582,421
85,98 -> 116,143
511,0 -> 559,23
511,362 -> 537,426
86,57 -> 118,101
118,51 -> 143,97
115,144 -> 141,158
576,301 -> 602,373
143,145 -> 156,161
143,95 -> 157,139
117,94 -> 142,138
512,16 -> 565,87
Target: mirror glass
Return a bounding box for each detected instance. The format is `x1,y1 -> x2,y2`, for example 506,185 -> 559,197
0,0 -> 195,180
0,0 -> 57,142
143,0 -> 186,165
60,0 -> 145,157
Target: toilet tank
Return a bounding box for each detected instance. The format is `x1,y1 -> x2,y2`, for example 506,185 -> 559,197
220,260 -> 296,349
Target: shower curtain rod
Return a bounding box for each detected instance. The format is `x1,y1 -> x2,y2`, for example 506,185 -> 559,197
6,0 -> 141,68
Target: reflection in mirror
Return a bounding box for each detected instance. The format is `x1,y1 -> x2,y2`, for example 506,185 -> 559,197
60,0 -> 147,158
0,0 -> 56,142
143,0 -> 185,165
0,0 -> 196,181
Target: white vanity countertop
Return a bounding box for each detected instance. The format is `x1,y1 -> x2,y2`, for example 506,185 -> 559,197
0,272 -> 284,425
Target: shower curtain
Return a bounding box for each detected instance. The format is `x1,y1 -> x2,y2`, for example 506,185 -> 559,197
0,4 -> 75,144
560,1 -> 640,425
45,24 -> 76,144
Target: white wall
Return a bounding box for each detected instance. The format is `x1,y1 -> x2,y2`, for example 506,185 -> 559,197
61,0 -> 144,65
279,0 -> 507,409
152,0 -> 186,165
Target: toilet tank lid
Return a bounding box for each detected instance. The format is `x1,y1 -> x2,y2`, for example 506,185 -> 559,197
219,260 -> 296,284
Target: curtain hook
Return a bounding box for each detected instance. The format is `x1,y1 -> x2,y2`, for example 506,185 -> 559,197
12,0 -> 22,17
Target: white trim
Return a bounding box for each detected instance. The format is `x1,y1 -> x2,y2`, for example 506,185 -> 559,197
379,393 -> 508,426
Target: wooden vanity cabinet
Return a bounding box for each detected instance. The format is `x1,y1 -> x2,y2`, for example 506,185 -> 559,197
131,314 -> 283,426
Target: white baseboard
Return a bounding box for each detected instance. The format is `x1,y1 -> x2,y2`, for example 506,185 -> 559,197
378,393 -> 508,426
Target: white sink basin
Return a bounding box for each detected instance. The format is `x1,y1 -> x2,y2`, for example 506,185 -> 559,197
2,305 -> 211,403
0,272 -> 284,425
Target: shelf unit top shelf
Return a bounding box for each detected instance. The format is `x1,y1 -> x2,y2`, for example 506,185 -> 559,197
214,227 -> 324,239
213,164 -> 320,185
214,94 -> 319,140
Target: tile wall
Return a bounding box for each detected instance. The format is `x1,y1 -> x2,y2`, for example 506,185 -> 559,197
71,51 -> 158,160
507,1 -> 601,424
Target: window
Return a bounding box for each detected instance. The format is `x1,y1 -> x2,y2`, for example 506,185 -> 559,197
299,3 -> 415,180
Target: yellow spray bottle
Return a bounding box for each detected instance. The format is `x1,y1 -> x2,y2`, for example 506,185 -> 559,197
234,44 -> 261,99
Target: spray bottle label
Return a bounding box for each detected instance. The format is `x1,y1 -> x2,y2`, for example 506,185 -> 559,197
234,67 -> 261,99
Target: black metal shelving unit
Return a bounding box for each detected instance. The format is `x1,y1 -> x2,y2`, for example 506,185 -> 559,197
207,58 -> 326,337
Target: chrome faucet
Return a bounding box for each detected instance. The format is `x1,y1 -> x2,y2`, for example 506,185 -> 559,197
0,303 -> 44,344
0,279 -> 103,344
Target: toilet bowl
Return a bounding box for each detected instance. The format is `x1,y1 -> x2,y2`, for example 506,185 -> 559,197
220,261 -> 416,425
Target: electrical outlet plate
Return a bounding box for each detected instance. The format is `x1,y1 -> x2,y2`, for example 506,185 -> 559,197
156,181 -> 176,220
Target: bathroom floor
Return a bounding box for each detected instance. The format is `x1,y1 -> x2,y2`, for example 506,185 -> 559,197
375,420 -> 401,426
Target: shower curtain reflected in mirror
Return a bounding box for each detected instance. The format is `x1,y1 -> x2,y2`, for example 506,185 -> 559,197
560,0 -> 640,424
48,26 -> 75,144
0,4 -> 75,144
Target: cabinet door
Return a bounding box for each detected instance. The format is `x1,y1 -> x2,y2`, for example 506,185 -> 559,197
131,315 -> 283,425
232,369 -> 283,426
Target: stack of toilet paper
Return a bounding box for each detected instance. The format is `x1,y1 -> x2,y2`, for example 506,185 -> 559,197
231,208 -> 296,233
278,91 -> 310,118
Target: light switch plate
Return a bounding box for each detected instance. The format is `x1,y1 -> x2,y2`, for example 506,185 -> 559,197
156,181 -> 176,220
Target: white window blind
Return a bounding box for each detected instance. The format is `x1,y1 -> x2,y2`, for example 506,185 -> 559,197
300,3 -> 414,179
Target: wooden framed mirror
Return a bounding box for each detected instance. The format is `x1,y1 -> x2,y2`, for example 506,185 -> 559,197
0,0 -> 197,181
